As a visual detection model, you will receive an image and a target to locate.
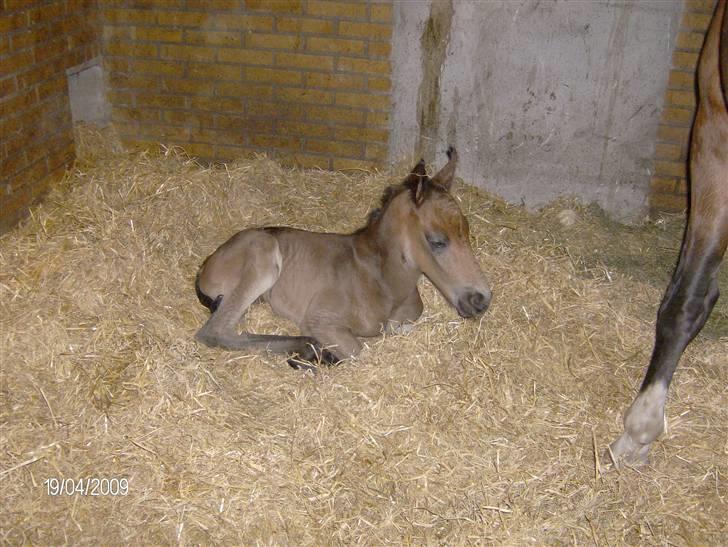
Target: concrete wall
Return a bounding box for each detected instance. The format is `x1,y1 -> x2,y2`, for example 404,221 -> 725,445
391,0 -> 683,222
67,57 -> 111,126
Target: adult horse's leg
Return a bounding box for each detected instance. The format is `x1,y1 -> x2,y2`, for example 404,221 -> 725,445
608,220 -> 727,465
608,0 -> 728,467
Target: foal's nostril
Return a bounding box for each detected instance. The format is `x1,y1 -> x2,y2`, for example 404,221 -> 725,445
469,291 -> 490,313
456,289 -> 491,318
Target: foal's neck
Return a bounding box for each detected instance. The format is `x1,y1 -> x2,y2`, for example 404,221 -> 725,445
354,203 -> 421,293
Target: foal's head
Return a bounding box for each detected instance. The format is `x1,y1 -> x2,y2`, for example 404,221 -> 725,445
384,148 -> 492,318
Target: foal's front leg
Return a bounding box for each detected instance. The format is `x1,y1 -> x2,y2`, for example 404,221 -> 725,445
385,288 -> 424,334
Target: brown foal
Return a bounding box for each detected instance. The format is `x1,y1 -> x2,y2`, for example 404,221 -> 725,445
195,148 -> 492,370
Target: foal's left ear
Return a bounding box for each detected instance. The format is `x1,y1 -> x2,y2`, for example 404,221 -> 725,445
404,159 -> 430,206
414,176 -> 429,206
409,159 -> 427,179
431,146 -> 458,190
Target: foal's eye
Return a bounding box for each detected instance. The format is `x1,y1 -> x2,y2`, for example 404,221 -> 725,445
426,234 -> 449,252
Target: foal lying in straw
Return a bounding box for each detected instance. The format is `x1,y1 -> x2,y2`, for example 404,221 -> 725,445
195,148 -> 491,370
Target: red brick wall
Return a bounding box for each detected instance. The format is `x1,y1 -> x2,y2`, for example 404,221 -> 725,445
649,0 -> 715,213
101,0 -> 393,170
0,0 -> 101,231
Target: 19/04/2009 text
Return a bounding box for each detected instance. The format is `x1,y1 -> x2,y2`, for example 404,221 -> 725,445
44,477 -> 129,496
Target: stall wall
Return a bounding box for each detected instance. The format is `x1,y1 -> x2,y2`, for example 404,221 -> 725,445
100,0 -> 393,170
1,0 -> 716,231
649,0 -> 716,211
390,0 -> 686,221
0,0 -> 101,231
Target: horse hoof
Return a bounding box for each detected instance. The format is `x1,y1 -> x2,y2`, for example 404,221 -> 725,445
604,433 -> 651,469
287,358 -> 319,374
319,348 -> 341,366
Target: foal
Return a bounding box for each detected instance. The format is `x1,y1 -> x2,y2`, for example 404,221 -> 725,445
195,148 -> 492,369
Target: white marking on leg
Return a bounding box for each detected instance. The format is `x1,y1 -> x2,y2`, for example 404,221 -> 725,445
608,381 -> 668,467
624,381 -> 668,446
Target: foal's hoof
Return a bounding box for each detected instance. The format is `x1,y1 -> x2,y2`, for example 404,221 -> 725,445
319,348 -> 341,365
288,357 -> 319,373
287,342 -> 341,372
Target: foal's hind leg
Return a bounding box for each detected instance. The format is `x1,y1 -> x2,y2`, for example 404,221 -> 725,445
195,232 -> 318,356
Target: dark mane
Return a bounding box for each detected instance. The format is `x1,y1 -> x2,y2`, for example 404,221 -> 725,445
354,172 -> 451,235
354,182 -> 409,234
376,183 -> 405,214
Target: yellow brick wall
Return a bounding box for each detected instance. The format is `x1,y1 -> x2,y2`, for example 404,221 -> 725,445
0,0 -> 101,231
650,0 -> 715,212
101,0 -> 393,170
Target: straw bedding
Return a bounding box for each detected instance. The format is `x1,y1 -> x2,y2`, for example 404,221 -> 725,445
1,125 -> 726,544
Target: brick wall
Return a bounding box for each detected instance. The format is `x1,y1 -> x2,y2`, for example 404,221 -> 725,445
0,0 -> 101,231
101,0 -> 393,170
649,0 -> 715,213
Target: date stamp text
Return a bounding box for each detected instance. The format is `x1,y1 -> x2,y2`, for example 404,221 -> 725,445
44,477 -> 129,496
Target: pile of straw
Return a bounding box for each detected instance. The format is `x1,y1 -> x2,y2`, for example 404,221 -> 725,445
1,125 -> 725,544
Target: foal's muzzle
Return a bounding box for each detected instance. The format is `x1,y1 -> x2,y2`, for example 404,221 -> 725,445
456,289 -> 491,318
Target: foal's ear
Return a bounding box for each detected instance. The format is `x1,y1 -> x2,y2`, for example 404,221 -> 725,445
409,159 -> 426,178
431,146 -> 458,190
414,177 -> 429,206
402,159 -> 430,206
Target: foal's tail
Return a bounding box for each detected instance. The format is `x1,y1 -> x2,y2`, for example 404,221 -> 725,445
195,270 -> 223,313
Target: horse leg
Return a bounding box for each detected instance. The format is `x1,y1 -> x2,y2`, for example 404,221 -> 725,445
608,0 -> 728,466
385,288 -> 424,334
195,234 -> 319,356
608,140 -> 728,467
608,239 -> 724,466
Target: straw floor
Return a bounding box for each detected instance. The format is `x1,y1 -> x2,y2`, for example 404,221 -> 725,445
1,125 -> 726,544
